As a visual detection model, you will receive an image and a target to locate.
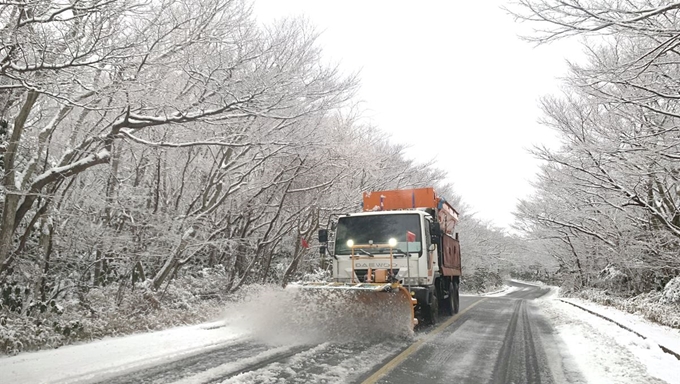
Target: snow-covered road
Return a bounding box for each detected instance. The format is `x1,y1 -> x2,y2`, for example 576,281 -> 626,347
2,281 -> 680,383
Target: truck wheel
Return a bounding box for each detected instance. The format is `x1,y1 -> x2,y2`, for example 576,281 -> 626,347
422,291 -> 438,326
453,281 -> 460,314
439,280 -> 455,316
436,278 -> 447,316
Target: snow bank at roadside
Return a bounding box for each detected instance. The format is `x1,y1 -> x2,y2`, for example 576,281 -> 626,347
560,297 -> 680,357
569,288 -> 680,330
483,285 -> 520,297
0,321 -> 246,384
537,298 -> 680,384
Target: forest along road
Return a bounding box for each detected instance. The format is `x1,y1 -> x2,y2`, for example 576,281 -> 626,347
359,281 -> 582,384
97,281 -> 583,384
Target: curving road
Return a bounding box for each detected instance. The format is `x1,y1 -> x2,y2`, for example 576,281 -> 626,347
98,281 -> 583,384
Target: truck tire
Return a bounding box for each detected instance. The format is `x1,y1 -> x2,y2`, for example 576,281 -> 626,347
439,279 -> 455,316
422,290 -> 438,326
453,280 -> 460,314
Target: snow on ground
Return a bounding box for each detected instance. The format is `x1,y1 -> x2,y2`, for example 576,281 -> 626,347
0,285 -> 412,384
535,294 -> 680,384
0,321 -> 246,384
559,297 -> 680,356
166,344 -> 309,384
214,340 -> 403,384
483,285 -> 521,297
3,282 -> 680,384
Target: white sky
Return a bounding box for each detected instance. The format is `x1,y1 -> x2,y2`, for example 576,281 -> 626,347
254,0 -> 584,230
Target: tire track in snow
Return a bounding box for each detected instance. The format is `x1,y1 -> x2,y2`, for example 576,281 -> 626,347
198,340 -> 412,384
491,299 -> 523,384
522,301 -> 543,384
491,298 -> 552,384
100,341 -> 271,384
202,344 -> 316,383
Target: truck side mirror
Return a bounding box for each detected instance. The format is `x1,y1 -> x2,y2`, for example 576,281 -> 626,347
318,229 -> 328,243
430,222 -> 441,237
430,222 -> 441,244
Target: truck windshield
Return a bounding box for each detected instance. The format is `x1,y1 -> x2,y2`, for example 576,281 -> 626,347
334,214 -> 422,255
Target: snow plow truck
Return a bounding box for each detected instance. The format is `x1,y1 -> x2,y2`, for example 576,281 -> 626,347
289,187 -> 462,332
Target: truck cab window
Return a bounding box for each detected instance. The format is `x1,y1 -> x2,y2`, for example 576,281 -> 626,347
335,214 -> 422,255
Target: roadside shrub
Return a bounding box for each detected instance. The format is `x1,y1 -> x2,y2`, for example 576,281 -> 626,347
461,268 -> 503,293
661,277 -> 680,305
0,268 -> 232,355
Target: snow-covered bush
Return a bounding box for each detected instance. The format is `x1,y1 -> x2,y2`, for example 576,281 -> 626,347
0,272 -> 231,355
661,277 -> 680,305
461,268 -> 503,293
593,265 -> 629,291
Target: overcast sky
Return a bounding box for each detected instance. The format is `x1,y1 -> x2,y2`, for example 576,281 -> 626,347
254,0 -> 583,231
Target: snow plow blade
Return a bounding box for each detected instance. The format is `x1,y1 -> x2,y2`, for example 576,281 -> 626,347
285,282 -> 417,337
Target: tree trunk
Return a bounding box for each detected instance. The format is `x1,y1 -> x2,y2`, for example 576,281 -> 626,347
152,227 -> 193,290
39,218 -> 54,302
0,90 -> 39,272
93,250 -> 102,287
566,236 -> 585,288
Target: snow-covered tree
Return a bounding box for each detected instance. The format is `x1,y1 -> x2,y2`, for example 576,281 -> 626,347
510,0 -> 680,293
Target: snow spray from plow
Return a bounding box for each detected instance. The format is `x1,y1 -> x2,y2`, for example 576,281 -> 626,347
222,284 -> 414,345
289,282 -> 416,334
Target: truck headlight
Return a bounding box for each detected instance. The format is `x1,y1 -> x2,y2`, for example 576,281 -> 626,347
388,238 -> 397,247
347,239 -> 354,247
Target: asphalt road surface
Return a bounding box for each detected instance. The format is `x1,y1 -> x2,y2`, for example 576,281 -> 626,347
361,281 -> 581,384
100,281 -> 583,384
